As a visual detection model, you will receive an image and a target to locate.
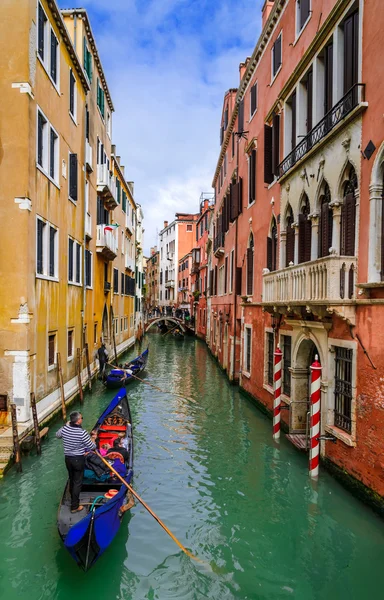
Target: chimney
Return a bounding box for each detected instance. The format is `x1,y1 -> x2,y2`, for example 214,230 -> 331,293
120,165 -> 125,176
239,57 -> 251,82
111,144 -> 116,155
164,221 -> 168,228
262,0 -> 274,28
116,155 -> 121,165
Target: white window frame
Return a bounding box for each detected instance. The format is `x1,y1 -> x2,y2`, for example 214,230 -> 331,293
36,216 -> 59,281
67,328 -> 74,361
85,249 -> 93,289
243,325 -> 252,377
271,31 -> 283,84
36,106 -> 60,187
48,331 -> 57,371
295,0 -> 312,41
229,249 -> 234,294
68,237 -> 82,286
69,68 -> 77,124
263,327 -> 275,394
37,2 -> 60,94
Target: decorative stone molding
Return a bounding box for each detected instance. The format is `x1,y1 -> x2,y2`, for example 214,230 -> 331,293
14,197 -> 32,211
341,135 -> 351,153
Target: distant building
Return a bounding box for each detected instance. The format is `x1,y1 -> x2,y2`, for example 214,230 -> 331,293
145,247 -> 160,312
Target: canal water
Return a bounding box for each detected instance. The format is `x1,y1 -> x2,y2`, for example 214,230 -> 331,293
0,335 -> 383,600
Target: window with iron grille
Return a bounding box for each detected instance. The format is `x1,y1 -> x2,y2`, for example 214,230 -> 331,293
244,327 -> 252,373
48,334 -> 56,367
267,332 -> 274,386
282,335 -> 291,396
334,347 -> 353,433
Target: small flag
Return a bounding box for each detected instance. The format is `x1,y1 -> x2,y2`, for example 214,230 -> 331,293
104,223 -> 119,232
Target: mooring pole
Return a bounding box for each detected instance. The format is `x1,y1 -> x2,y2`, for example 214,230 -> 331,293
273,345 -> 283,440
11,404 -> 22,473
57,352 -> 67,421
30,392 -> 41,455
85,343 -> 92,392
309,355 -> 322,479
77,348 -> 84,403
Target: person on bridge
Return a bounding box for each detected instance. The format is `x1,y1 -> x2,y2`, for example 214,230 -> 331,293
56,411 -> 96,513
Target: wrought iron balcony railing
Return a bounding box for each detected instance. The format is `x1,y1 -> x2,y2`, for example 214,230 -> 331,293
278,84 -> 365,178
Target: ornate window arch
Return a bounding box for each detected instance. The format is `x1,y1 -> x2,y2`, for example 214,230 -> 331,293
285,205 -> 295,266
267,217 -> 278,272
340,165 -> 357,256
298,194 -> 311,263
318,182 -> 333,258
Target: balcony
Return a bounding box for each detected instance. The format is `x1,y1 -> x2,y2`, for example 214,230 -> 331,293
278,84 -> 366,179
165,279 -> 175,288
104,281 -> 111,294
96,225 -> 118,260
97,164 -> 117,209
85,141 -> 93,172
125,211 -> 133,235
213,232 -> 224,257
262,255 -> 357,323
85,212 -> 92,239
125,254 -> 135,272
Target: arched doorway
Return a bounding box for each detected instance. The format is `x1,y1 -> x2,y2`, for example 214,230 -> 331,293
291,337 -> 320,433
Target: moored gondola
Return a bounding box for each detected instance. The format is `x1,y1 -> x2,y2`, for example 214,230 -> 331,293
104,347 -> 149,389
57,388 -> 134,571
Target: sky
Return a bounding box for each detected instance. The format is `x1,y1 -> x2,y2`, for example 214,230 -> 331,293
58,0 -> 264,254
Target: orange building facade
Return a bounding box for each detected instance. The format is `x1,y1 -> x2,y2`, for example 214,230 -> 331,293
207,0 -> 384,508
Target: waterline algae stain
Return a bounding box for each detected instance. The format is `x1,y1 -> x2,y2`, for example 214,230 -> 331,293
0,336 -> 384,599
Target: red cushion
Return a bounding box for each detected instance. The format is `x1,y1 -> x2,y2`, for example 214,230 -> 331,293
99,425 -> 126,432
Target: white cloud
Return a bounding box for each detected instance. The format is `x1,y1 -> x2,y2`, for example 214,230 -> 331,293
60,0 -> 263,252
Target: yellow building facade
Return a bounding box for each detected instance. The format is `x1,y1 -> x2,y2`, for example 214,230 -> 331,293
0,2 -> 140,446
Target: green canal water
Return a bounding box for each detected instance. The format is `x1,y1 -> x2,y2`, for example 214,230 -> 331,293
0,335 -> 383,600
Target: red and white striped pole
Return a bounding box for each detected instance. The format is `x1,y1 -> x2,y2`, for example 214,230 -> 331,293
309,355 -> 322,479
273,345 -> 283,440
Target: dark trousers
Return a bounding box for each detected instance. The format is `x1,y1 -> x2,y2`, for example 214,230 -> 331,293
65,455 -> 85,510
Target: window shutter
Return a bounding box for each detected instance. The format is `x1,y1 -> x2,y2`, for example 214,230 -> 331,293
86,109 -> 90,141
304,218 -> 312,262
220,126 -> 224,146
238,100 -> 244,134
69,153 -> 78,200
306,69 -> 313,133
50,129 -> 56,179
224,108 -> 228,130
324,43 -> 333,114
76,244 -> 81,283
342,193 -> 356,256
264,124 -> 273,184
230,183 -> 237,222
286,224 -> 295,267
69,71 -> 75,115
37,113 -> 44,167
272,113 -> 280,177
68,239 -> 74,281
38,5 -> 45,60
251,84 -> 257,115
267,237 -> 272,271
249,149 -> 256,203
273,35 -> 281,75
37,220 -> 44,274
235,267 -> 242,296
291,92 -> 297,151
50,31 -> 57,83
238,177 -> 243,214
298,213 -> 306,264
214,266 -> 218,296
247,248 -> 253,295
320,202 -> 331,257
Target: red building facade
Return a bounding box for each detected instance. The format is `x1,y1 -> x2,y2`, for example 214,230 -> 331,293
207,0 -> 384,508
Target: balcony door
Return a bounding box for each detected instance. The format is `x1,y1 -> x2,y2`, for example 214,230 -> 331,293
344,11 -> 359,97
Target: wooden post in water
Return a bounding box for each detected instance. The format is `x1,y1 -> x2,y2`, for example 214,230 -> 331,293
57,352 -> 67,421
11,403 -> 22,473
77,348 -> 84,403
30,392 -> 41,455
85,343 -> 92,392
112,323 -> 118,364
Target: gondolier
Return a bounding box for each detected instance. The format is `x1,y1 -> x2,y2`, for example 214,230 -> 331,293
56,411 -> 96,513
97,342 -> 108,380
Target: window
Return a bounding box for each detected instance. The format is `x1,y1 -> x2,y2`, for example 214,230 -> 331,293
267,218 -> 278,272
113,268 -> 119,293
250,82 -> 258,117
334,347 -> 353,433
85,249 -> 92,287
343,11 -> 359,97
187,224 -> 193,232
238,99 -> 244,134
341,167 -> 357,256
36,218 -> 58,279
282,335 -> 291,396
121,272 -> 125,295
94,323 -> 97,345
267,332 -> 274,386
38,4 -> 59,88
67,329 -> 74,359
298,195 -> 311,263
107,112 -> 111,137
69,69 -> 76,120
218,266 -> 225,296
248,149 -> 256,205
122,190 -> 127,213
97,79 -> 105,118
83,37 -> 92,82
37,109 -> 59,183
324,42 -> 333,118
272,33 -> 282,79
286,206 -> 295,267
290,91 -> 297,151
48,333 -> 56,368
319,183 -> 332,258
297,0 -> 311,34
224,256 -> 228,295
50,30 -> 59,84
244,327 -> 252,374
68,238 -> 82,284
264,113 -> 280,183
69,153 -> 78,201
38,3 -> 47,62
247,234 -> 254,295
229,250 -> 234,293
232,132 -> 235,158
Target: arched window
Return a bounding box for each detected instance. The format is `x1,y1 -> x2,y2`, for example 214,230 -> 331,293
286,205 -> 295,266
247,233 -> 254,295
298,195 -> 311,263
319,183 -> 333,258
341,166 -> 357,256
267,217 -> 278,272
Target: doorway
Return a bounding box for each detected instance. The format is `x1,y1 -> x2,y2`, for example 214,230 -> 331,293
290,338 -> 319,433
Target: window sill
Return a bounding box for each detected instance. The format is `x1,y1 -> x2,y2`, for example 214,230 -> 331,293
68,197 -> 77,206
69,111 -> 77,126
36,274 -> 59,283
325,425 -> 356,447
267,178 -> 278,190
270,65 -> 282,87
86,285 -> 93,290
293,15 -> 311,47
247,200 -> 255,209
36,53 -> 60,96
67,356 -> 74,363
249,108 -> 257,124
48,364 -> 57,372
242,371 -> 251,379
68,281 -> 82,287
263,383 -> 274,395
36,163 -> 60,190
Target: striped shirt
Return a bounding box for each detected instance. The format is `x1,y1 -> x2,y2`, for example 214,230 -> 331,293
56,424 -> 96,456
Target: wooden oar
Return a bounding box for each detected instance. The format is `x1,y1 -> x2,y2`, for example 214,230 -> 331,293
162,324 -> 179,338
106,362 -> 197,404
95,450 -> 201,562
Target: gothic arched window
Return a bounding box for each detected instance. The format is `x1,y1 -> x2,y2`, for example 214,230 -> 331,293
286,205 -> 295,267
341,167 -> 357,256
319,183 -> 333,258
298,195 -> 311,263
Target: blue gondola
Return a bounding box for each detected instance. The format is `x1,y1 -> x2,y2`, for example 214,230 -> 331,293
104,347 -> 149,389
57,388 -> 134,571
